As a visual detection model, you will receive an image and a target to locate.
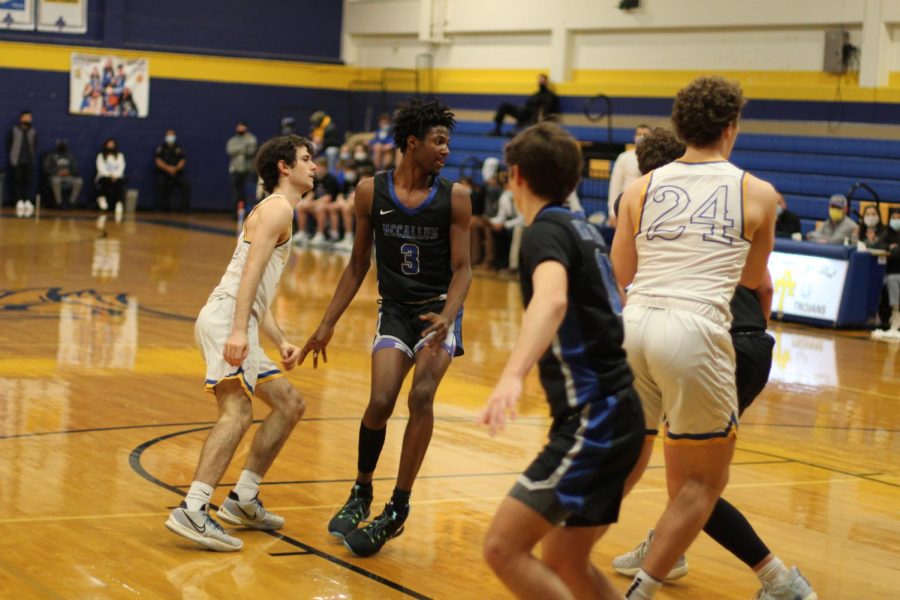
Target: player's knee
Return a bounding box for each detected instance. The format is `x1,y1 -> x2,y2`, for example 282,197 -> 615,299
407,383 -> 436,414
280,388 -> 306,423
483,534 -> 515,574
366,393 -> 396,423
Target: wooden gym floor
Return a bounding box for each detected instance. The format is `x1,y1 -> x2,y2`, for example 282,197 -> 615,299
0,211 -> 897,599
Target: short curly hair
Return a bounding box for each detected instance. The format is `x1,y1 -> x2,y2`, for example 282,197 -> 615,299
393,98 -> 456,152
254,134 -> 314,193
505,122 -> 582,205
636,127 -> 686,175
671,76 -> 745,148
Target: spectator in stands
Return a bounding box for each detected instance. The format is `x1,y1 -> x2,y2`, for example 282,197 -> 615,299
873,208 -> 900,340
807,194 -> 858,244
607,124 -> 651,227
310,110 -> 341,172
7,110 -> 36,217
490,180 -> 525,274
293,155 -> 339,246
226,120 -> 257,214
490,74 -> 560,136
327,160 -> 360,250
95,138 -> 126,212
471,171 -> 506,268
43,139 -> 83,208
155,129 -> 191,213
351,142 -> 375,172
775,194 -> 802,238
858,205 -> 887,249
370,113 -> 396,170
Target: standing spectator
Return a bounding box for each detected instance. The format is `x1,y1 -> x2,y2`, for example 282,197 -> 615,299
858,205 -> 887,249
95,138 -> 126,212
7,110 -> 36,217
43,139 -> 83,208
226,120 -> 257,214
309,110 -> 341,172
155,129 -> 191,213
369,113 -> 396,170
607,124 -> 651,227
807,194 -> 858,244
775,194 -> 802,238
490,74 -> 560,136
873,208 -> 900,340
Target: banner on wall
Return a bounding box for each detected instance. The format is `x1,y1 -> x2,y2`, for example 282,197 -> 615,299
769,251 -> 849,322
69,53 -> 150,118
37,0 -> 87,34
1,0 -> 35,31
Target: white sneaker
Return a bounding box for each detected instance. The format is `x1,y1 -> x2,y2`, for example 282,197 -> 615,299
753,567 -> 817,600
165,502 -> 243,552
97,196 -> 109,211
334,236 -> 354,251
114,201 -> 124,222
15,200 -> 25,217
291,231 -> 309,246
23,200 -> 35,217
612,529 -> 689,580
216,491 -> 285,531
309,232 -> 328,246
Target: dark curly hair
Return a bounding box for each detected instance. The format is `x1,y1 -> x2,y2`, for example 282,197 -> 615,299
505,122 -> 582,206
393,98 -> 455,152
636,127 -> 686,175
671,76 -> 746,147
254,134 -> 314,193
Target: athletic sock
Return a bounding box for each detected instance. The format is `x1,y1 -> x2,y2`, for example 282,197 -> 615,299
703,498 -> 771,567
625,569 -> 662,599
233,469 -> 262,503
357,423 -> 387,474
185,481 -> 214,512
756,556 -> 792,587
389,488 -> 411,520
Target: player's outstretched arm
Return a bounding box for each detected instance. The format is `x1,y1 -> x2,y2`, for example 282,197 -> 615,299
480,260 -> 568,437
610,174 -> 648,289
421,182 -> 473,346
300,177 -> 376,368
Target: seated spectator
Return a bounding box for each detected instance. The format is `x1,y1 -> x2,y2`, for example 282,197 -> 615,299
470,172 -> 505,268
807,194 -> 858,244
95,138 -> 126,212
775,194 -> 802,238
858,205 -> 887,249
43,139 -> 83,208
873,208 -> 900,340
369,113 -> 396,171
293,155 -> 340,246
350,142 -> 374,172
608,124 -> 651,227
155,129 -> 191,213
327,160 -> 362,250
310,110 -> 341,172
490,74 -> 560,136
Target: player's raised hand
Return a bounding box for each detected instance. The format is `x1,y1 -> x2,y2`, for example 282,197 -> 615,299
279,342 -> 301,371
479,376 -> 522,437
299,323 -> 334,368
419,312 -> 450,348
224,330 -> 250,367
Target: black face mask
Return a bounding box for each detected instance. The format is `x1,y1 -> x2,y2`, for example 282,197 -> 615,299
57,144 -> 68,153
20,121 -> 31,129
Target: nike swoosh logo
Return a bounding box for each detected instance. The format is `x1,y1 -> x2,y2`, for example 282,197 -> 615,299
380,209 -> 394,215
184,512 -> 206,533
237,504 -> 258,520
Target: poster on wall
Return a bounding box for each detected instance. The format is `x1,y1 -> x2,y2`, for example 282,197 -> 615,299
37,0 -> 87,34
1,0 -> 36,31
769,251 -> 849,322
69,53 -> 150,118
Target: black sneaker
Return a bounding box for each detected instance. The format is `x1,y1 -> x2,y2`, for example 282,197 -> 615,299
343,503 -> 406,557
327,486 -> 372,539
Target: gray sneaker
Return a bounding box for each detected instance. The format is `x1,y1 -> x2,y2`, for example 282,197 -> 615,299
216,491 -> 285,530
165,502 -> 243,552
612,529 -> 689,580
753,567 -> 817,600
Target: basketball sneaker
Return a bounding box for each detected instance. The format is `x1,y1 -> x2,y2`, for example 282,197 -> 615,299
343,503 -> 405,557
752,567 -> 817,600
165,502 -> 243,552
216,491 -> 285,530
612,529 -> 688,580
327,485 -> 372,538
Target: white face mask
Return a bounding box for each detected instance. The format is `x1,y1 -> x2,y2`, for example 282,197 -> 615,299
344,170 -> 358,183
354,151 -> 367,162
863,215 -> 879,228
165,135 -> 176,144
776,205 -> 784,217
890,218 -> 900,231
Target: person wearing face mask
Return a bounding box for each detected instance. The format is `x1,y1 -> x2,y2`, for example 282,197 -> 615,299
43,139 -> 83,208
774,194 -> 801,238
608,124 -> 652,228
226,120 -> 258,215
155,129 -> 191,213
95,138 -> 126,212
857,205 -> 887,249
806,194 -> 858,244
7,110 -> 36,217
490,73 -> 561,137
369,113 -> 396,171
873,208 -> 900,340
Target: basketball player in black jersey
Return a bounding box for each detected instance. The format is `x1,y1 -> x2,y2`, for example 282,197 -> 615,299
300,99 -> 472,557
612,127 -> 816,600
480,122 -> 644,599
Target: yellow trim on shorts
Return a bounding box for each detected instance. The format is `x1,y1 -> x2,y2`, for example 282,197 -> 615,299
204,375 -> 253,400
256,371 -> 285,385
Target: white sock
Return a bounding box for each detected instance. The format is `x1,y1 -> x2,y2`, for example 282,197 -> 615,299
185,481 -> 214,512
756,556 -> 791,587
626,569 -> 662,599
233,469 -> 262,503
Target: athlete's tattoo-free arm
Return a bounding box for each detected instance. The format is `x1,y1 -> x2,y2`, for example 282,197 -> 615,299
753,268 -> 774,321
480,261 -> 568,436
224,198 -> 294,367
610,175 -> 648,289
739,176 -> 777,290
420,183 -> 473,345
261,309 -> 302,371
299,177 -> 375,367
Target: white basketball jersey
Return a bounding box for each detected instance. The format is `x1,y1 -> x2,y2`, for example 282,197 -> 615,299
628,161 -> 750,324
207,195 -> 291,320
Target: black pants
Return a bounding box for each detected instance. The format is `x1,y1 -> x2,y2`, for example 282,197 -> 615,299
11,163 -> 34,202
230,171 -> 252,212
493,102 -> 535,128
733,331 -> 775,415
156,173 -> 191,212
96,177 -> 126,208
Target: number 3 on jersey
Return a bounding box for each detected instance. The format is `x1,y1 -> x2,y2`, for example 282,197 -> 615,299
401,243 -> 420,275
